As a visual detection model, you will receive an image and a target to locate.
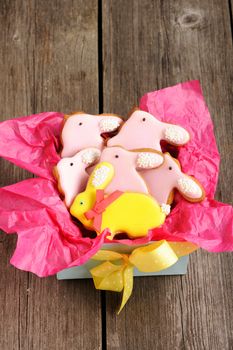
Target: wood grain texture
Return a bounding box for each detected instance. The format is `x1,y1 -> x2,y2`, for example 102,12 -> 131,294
0,0 -> 232,349
28,3 -> 102,348
0,2 -> 35,350
102,0 -> 233,349
0,1 -> 102,350
33,0 -> 99,114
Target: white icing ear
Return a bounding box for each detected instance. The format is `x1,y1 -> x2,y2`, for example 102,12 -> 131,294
99,117 -> 122,133
81,148 -> 101,166
164,125 -> 190,145
177,176 -> 203,200
91,165 -> 111,188
136,152 -> 164,169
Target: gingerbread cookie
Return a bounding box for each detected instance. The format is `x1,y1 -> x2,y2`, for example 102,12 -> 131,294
70,162 -> 166,239
99,146 -> 164,194
141,153 -> 205,205
54,148 -> 101,207
107,108 -> 190,152
61,112 -> 123,157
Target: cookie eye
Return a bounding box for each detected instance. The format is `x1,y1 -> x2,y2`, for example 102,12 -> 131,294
142,118 -> 146,122
70,163 -> 74,166
80,201 -> 84,205
169,166 -> 172,170
115,155 -> 119,158
79,122 -> 83,126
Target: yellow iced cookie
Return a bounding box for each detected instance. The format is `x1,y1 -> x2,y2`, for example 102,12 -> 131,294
70,162 -> 166,239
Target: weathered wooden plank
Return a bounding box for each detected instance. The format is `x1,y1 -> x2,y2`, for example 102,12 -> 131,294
0,2 -> 36,349
102,0 -> 233,349
27,1 -> 101,350
33,0 -> 99,114
0,1 -> 101,349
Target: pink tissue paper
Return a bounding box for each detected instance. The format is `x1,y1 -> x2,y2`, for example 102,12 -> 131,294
0,80 -> 232,277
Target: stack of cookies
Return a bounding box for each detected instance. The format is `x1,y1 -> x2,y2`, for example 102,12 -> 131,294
54,108 -> 205,240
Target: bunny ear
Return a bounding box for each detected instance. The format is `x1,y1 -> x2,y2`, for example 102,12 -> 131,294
99,116 -> 122,133
136,151 -> 164,169
163,124 -> 190,145
177,175 -> 205,202
81,148 -> 101,166
87,162 -> 114,190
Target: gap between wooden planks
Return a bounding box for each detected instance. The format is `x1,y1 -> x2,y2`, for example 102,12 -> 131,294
0,1 -> 103,350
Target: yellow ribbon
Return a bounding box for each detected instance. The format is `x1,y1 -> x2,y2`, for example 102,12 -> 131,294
90,240 -> 198,313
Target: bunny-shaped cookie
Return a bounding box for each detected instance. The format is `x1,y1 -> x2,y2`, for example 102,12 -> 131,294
54,148 -> 101,207
61,112 -> 123,157
99,146 -> 164,194
108,108 -> 190,152
70,162 -> 166,239
141,153 -> 205,205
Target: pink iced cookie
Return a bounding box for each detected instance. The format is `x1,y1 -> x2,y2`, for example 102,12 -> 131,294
61,112 -> 123,157
107,109 -> 190,151
99,146 -> 164,194
141,153 -> 205,205
55,148 -> 101,207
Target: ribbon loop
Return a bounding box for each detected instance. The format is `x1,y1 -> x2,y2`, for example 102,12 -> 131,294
90,240 -> 198,312
129,240 -> 178,272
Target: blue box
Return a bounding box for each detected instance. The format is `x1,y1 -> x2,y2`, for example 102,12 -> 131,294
57,243 -> 189,280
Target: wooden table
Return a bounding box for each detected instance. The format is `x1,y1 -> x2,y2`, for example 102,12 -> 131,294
0,1 -> 232,349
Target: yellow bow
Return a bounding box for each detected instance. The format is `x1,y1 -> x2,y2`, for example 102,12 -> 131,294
90,240 -> 198,313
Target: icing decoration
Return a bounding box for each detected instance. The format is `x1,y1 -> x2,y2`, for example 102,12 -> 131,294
70,162 -> 166,239
141,153 -> 205,204
107,109 -> 190,151
99,117 -> 121,132
55,148 -> 101,207
92,165 -> 111,188
81,149 -> 101,165
136,152 -> 164,169
161,203 -> 171,215
90,240 -> 198,312
177,178 -> 203,198
164,125 -> 189,145
61,112 -> 123,157
99,146 -> 164,194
